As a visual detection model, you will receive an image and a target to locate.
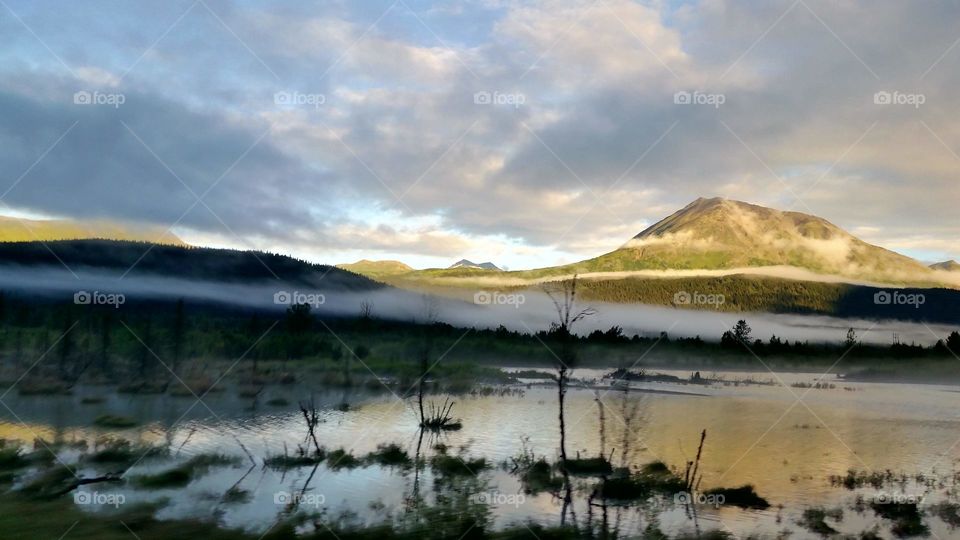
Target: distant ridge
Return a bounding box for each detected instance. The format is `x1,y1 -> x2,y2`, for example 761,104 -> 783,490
0,216 -> 185,245
449,259 -> 501,271
0,239 -> 379,289
931,260 -> 960,272
337,259 -> 413,277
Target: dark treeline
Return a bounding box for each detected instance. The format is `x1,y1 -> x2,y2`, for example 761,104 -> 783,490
1,289 -> 958,394
575,275 -> 960,324
0,239 -> 381,288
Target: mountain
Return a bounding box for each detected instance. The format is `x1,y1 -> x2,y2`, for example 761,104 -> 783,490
543,197 -> 933,284
449,259 -> 501,271
931,260 -> 960,272
0,216 -> 186,245
338,259 -> 413,277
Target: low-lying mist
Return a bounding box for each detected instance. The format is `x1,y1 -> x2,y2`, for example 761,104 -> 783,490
0,264 -> 951,346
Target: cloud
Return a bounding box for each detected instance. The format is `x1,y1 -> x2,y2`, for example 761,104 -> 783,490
1,0 -> 959,268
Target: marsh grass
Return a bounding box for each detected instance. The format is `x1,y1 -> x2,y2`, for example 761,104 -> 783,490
93,415 -> 139,428
364,443 -> 412,467
326,448 -> 362,469
562,455 -> 612,476
430,454 -> 488,476
519,458 -> 562,494
870,501 -> 928,537
798,508 -> 842,536
84,438 -> 164,465
132,453 -> 239,489
704,485 -> 770,509
600,462 -> 685,500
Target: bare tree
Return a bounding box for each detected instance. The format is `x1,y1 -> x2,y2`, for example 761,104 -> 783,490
359,300 -> 374,321
417,295 -> 439,426
542,274 -> 595,466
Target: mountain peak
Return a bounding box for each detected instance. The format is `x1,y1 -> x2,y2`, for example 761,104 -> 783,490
931,260 -> 960,271
449,259 -> 501,271
588,197 -> 932,282
337,259 -> 413,276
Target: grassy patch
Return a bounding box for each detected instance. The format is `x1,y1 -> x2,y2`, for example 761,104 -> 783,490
562,456 -> 612,476
870,501 -> 928,537
326,448 -> 361,469
932,502 -> 960,527
132,453 -> 239,489
364,443 -> 412,467
0,445 -> 28,471
704,485 -> 770,509
93,415 -> 139,428
84,438 -> 164,466
430,454 -> 488,476
264,449 -> 324,470
519,458 -> 562,494
600,462 -> 685,501
829,469 -> 890,490
798,508 -> 842,536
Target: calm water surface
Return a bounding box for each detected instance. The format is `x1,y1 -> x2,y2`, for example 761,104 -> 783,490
3,367 -> 960,538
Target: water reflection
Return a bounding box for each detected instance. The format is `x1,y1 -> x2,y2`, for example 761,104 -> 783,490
2,370 -> 960,537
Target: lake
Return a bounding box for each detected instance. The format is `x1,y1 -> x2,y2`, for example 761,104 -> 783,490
2,366 -> 959,538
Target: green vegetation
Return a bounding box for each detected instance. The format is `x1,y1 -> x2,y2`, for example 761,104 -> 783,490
93,414 -> 139,428
870,501 -> 928,537
703,485 -> 769,509
600,462 -> 685,500
799,507 -> 842,536
132,453 -> 239,488
365,443 -> 413,467
562,456 -> 612,476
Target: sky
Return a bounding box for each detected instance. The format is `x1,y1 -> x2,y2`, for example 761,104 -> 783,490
1,0 -> 958,270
